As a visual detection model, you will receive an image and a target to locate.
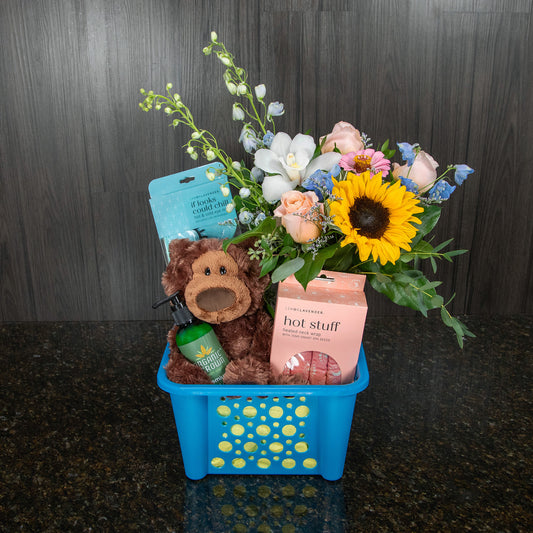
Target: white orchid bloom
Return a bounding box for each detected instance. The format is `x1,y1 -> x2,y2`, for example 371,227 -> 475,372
254,132 -> 342,202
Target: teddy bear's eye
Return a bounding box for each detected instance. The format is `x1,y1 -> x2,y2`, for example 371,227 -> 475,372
220,266 -> 227,275
204,267 -> 211,276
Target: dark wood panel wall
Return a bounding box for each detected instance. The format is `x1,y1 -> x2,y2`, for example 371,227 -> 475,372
1,0 -> 532,321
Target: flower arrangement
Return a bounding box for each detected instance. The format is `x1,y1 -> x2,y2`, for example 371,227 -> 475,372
140,31 -> 475,347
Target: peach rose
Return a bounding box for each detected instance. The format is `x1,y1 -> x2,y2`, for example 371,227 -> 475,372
392,150 -> 439,193
273,190 -> 323,243
320,121 -> 364,154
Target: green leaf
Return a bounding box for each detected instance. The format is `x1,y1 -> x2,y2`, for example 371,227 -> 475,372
259,255 -> 278,277
374,272 -> 390,283
271,257 -> 305,283
279,245 -> 296,256
440,306 -> 455,327
443,249 -> 469,259
411,205 -> 442,245
368,266 -> 443,313
451,319 -> 466,349
282,232 -> 295,247
223,217 -> 277,250
323,243 -> 358,272
400,240 -> 435,262
432,238 -> 454,253
379,139 -> 396,160
294,244 -> 339,289
419,280 -> 443,291
440,309 -> 475,348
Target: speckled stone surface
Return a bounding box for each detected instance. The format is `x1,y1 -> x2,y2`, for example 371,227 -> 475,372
0,316 -> 531,532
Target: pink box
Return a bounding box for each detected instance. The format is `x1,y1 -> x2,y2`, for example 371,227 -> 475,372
270,270 -> 367,384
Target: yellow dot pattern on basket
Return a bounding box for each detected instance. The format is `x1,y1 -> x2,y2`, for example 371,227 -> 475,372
256,424 -> 271,436
282,424 -> 296,436
269,442 -> 283,453
295,441 -> 309,453
303,458 -> 317,469
269,406 -> 283,418
243,406 -> 257,418
217,405 -> 231,417
295,405 -> 309,418
232,458 -> 246,468
231,424 -> 245,436
257,458 -> 271,469
212,396 -> 318,473
219,441 -> 233,452
282,458 -> 296,469
211,457 -> 225,468
244,442 -> 258,453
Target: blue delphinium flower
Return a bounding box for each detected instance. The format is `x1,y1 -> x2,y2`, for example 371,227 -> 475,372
239,187 -> 251,198
238,210 -> 254,224
454,164 -> 474,185
428,180 -> 456,202
399,176 -> 419,194
397,142 -> 419,166
262,130 -> 274,148
267,101 -> 285,119
239,124 -> 259,153
250,166 -> 264,183
254,212 -> 266,225
301,164 -> 341,201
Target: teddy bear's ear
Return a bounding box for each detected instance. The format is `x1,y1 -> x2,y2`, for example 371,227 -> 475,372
163,239 -> 197,296
168,239 -> 196,263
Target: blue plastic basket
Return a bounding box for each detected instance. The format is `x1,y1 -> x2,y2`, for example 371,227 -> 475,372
157,344 -> 369,481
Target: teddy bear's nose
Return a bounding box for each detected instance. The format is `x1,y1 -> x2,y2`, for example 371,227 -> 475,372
196,287 -> 236,312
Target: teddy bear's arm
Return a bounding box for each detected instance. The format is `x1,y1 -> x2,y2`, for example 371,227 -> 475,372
248,309 -> 273,361
164,325 -> 212,385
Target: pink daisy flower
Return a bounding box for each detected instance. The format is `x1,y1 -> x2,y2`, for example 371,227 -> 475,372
339,148 -> 391,177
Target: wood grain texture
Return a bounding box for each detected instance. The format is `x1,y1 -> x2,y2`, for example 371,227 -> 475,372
0,0 -> 531,321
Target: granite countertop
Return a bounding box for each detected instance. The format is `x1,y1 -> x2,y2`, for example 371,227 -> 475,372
0,316 -> 531,532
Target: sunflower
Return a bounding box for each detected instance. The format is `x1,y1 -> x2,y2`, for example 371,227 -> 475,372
330,171 -> 424,265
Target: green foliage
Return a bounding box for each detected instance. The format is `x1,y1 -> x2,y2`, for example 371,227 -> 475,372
379,139 -> 396,160
294,244 -> 340,289
364,255 -> 475,347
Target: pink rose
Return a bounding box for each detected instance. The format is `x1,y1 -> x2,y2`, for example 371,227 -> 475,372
320,121 -> 364,154
273,190 -> 323,243
392,150 -> 439,193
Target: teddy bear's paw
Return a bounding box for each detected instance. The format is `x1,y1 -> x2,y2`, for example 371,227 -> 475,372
223,357 -> 270,385
165,356 -> 212,385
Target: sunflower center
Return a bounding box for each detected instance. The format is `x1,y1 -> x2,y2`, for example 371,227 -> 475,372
353,154 -> 372,173
349,196 -> 390,238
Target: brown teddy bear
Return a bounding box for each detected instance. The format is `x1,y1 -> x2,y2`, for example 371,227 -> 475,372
161,238 -> 274,385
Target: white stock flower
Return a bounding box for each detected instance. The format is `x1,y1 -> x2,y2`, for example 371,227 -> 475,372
254,132 -> 342,202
